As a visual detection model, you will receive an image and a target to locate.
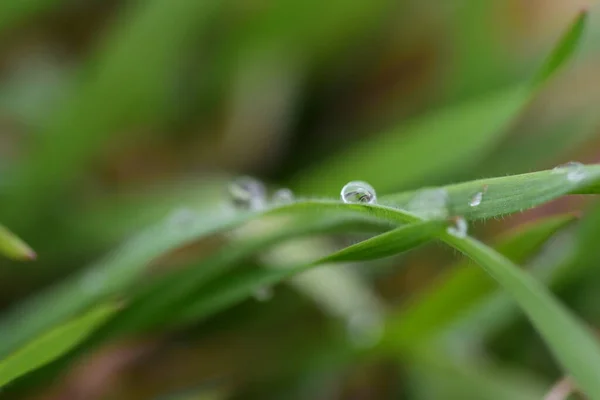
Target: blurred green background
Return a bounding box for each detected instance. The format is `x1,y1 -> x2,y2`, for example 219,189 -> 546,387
1,0 -> 600,399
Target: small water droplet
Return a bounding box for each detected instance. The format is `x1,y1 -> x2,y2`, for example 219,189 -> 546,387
167,208 -> 198,233
468,185 -> 488,208
447,216 -> 468,238
551,161 -> 587,183
341,181 -> 377,204
347,312 -> 384,349
272,188 -> 295,204
407,188 -> 449,219
227,177 -> 267,210
253,286 -> 273,302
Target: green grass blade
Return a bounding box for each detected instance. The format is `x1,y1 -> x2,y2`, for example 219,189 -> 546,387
0,224 -> 36,261
532,10 -> 588,87
169,223 -> 442,327
445,235 -> 600,398
382,215 -> 576,348
0,302 -> 117,388
294,11 -> 586,196
382,164 -> 600,220
94,215 -> 394,337
318,221 -> 444,263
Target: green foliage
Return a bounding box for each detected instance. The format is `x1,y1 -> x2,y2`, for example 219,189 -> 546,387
0,3 -> 597,399
0,224 -> 35,261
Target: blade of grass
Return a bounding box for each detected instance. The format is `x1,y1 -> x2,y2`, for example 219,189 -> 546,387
90,215 -> 402,338
168,222 -> 443,328
382,214 -> 576,348
532,10 -> 588,87
0,224 -> 36,261
318,221 -> 445,263
0,302 -> 117,388
294,11 -> 587,196
444,235 -> 600,398
381,164 -> 600,220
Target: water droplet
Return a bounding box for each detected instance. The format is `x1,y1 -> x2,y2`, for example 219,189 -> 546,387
447,216 -> 468,238
253,286 -> 273,302
347,312 -> 384,349
407,188 -> 449,219
272,188 -> 294,204
227,177 -> 267,210
468,185 -> 488,208
341,181 -> 377,204
551,161 -> 587,183
167,208 -> 198,233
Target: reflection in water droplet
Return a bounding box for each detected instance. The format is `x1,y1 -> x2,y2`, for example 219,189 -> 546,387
167,208 -> 198,233
341,181 -> 377,204
253,286 -> 273,302
468,184 -> 488,208
228,177 -> 267,210
273,188 -> 295,204
407,188 -> 449,219
447,217 -> 468,238
347,312 -> 384,349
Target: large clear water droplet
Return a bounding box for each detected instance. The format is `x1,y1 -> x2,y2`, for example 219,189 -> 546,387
272,188 -> 295,204
407,188 -> 449,219
469,185 -> 488,208
551,161 -> 587,183
253,286 -> 273,302
447,217 -> 468,238
341,181 -> 377,204
346,312 -> 384,349
228,176 -> 267,210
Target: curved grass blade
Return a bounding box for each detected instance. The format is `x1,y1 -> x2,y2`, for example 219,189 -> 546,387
91,215 -> 396,338
318,221 -> 445,263
444,235 -> 600,398
0,302 -> 117,388
532,9 -> 588,87
0,224 -> 36,261
169,223 -> 443,327
382,214 -> 576,349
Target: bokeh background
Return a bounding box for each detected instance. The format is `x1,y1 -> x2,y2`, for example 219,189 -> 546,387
1,0 -> 600,399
